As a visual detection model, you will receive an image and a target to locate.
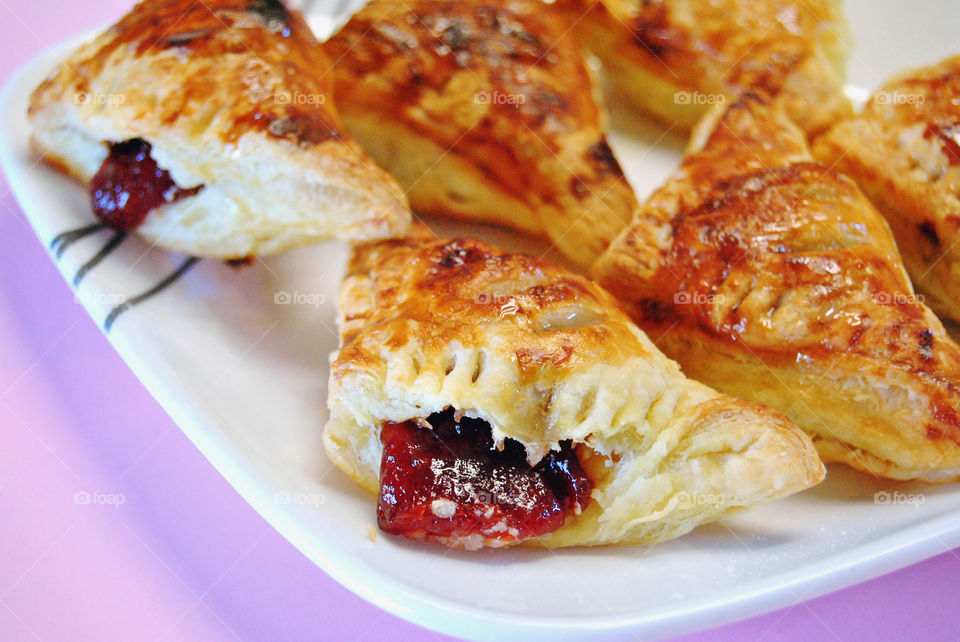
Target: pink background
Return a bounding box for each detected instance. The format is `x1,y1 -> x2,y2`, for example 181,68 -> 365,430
2,2 -> 960,640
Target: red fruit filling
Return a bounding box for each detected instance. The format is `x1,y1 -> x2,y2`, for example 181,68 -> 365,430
378,408 -> 593,546
90,139 -> 202,231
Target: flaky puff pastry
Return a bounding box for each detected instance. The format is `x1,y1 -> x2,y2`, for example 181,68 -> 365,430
28,0 -> 409,259
326,0 -> 638,269
323,227 -> 823,548
557,0 -> 852,137
594,94 -> 960,482
814,56 -> 960,324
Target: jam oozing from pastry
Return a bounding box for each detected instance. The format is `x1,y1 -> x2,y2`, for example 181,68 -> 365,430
90,139 -> 202,231
378,409 -> 592,546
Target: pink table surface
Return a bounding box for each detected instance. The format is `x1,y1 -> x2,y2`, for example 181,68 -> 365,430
2,2 -> 960,641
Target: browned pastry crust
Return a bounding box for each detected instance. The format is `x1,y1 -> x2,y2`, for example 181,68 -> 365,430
28,0 -> 409,258
326,0 -> 638,269
814,55 -> 960,324
558,0 -> 852,137
323,226 -> 824,548
594,94 -> 960,482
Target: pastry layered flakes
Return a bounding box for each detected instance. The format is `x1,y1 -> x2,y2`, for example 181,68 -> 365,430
323,227 -> 823,549
594,94 -> 960,482
326,0 -> 638,269
28,0 -> 409,258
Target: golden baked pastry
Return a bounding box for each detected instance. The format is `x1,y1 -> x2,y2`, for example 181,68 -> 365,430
326,0 -> 638,269
559,0 -> 852,137
28,0 -> 409,259
813,55 -> 960,323
323,227 -> 824,549
594,94 -> 960,482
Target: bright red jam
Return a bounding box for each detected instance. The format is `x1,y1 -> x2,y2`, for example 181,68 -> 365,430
377,409 -> 592,545
90,139 -> 202,231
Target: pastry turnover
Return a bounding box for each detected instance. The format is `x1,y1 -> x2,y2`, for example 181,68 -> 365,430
558,0 -> 852,137
323,227 -> 823,549
28,0 -> 409,259
326,0 -> 638,269
813,56 -> 960,324
594,94 -> 960,482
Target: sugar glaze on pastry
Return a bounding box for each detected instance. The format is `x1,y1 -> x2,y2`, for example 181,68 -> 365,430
327,0 -> 638,269
559,0 -> 852,137
814,55 -> 960,324
28,0 -> 409,259
323,227 -> 823,549
595,94 -> 960,482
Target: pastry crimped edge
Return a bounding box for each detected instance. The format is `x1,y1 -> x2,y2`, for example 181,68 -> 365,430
27,0 -> 410,258
323,230 -> 824,548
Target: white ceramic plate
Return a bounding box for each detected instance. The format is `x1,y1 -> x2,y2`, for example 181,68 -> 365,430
4,2 -> 960,640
